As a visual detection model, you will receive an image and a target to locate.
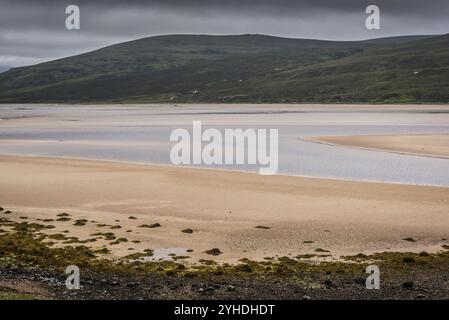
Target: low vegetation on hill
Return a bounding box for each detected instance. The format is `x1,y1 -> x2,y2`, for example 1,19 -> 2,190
0,34 -> 448,103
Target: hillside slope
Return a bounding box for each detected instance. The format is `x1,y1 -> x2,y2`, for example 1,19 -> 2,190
0,34 -> 447,103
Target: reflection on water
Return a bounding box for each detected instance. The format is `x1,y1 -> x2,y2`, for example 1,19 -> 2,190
0,104 -> 449,186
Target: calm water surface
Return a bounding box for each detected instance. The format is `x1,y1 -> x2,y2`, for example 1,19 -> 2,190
0,104 -> 448,186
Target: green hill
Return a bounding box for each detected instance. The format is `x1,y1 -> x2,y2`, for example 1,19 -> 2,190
0,33 -> 448,103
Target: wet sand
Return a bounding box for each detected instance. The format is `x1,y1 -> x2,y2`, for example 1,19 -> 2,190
308,134 -> 449,159
0,155 -> 448,263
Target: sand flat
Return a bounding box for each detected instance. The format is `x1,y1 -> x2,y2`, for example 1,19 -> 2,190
308,134 -> 449,158
0,155 -> 448,263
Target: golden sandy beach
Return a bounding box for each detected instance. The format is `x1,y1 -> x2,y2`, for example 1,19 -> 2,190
308,134 -> 449,159
0,155 -> 448,263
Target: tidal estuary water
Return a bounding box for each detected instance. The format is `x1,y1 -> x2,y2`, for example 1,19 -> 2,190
0,104 -> 448,186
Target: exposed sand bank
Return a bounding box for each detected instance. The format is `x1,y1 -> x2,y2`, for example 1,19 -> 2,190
307,134 -> 449,159
0,155 -> 448,263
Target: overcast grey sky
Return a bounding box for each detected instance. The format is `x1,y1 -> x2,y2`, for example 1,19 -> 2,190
1,0 -> 449,71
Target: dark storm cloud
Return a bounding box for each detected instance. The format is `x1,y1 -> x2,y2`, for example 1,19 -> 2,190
1,0 -> 449,70
5,0 -> 447,15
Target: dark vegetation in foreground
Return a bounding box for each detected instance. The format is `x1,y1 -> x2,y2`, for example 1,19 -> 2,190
0,34 -> 449,104
0,216 -> 449,300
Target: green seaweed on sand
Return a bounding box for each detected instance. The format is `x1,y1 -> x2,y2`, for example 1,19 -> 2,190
110,238 -> 128,245
125,249 -> 154,260
62,236 -> 81,244
204,248 -> 222,256
296,254 -> 317,259
138,223 -> 161,228
255,226 -> 270,230
79,238 -> 98,244
125,253 -> 147,260
73,219 -> 88,226
0,217 -> 12,224
47,233 -> 69,241
173,256 -> 190,261
13,222 -> 55,233
2,214 -> 449,281
199,259 -> 217,265
93,248 -> 111,254
0,224 -> 98,269
56,213 -> 70,217
100,233 -> 116,240
0,292 -> 42,300
90,232 -> 103,236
